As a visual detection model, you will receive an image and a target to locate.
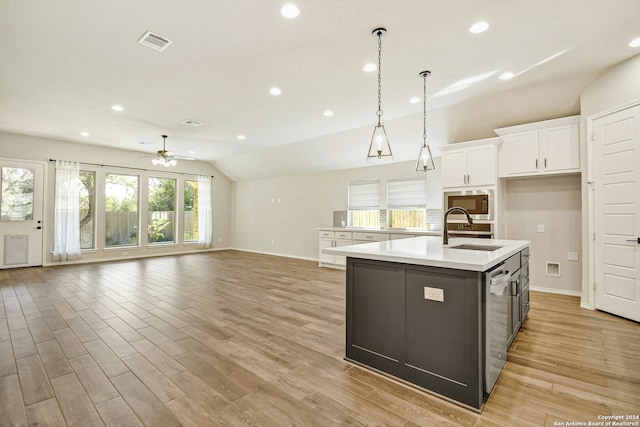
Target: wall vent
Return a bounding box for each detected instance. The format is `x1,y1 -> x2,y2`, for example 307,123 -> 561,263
137,31 -> 173,52
182,120 -> 202,127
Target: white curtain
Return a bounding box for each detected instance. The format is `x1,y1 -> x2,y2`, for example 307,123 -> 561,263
197,175 -> 213,249
53,160 -> 81,261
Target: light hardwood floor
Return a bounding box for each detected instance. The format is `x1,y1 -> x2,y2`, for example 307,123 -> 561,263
0,250 -> 638,426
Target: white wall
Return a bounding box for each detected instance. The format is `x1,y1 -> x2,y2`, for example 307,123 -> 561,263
0,131 -> 233,265
504,175 -> 582,295
231,159 -> 441,260
579,53 -> 640,307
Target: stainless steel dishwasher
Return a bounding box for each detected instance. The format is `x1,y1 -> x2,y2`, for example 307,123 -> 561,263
484,252 -> 520,394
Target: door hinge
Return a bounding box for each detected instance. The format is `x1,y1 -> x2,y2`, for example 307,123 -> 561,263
593,232 -> 596,241
591,132 -> 597,142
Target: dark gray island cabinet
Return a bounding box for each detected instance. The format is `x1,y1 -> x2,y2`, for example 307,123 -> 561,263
324,236 -> 530,411
347,258 -> 484,409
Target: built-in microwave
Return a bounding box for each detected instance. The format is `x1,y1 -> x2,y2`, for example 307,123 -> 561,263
444,189 -> 493,220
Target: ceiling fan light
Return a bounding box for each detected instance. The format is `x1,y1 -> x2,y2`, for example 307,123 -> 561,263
158,157 -> 166,165
169,159 -> 177,166
151,158 -> 159,165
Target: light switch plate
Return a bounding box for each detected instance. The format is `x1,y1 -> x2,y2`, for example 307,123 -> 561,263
424,286 -> 444,302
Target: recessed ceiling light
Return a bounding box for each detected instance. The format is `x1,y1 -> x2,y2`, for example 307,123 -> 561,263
499,72 -> 514,80
269,87 -> 282,95
363,63 -> 376,72
237,134 -> 246,140
629,37 -> 640,47
469,21 -> 489,34
80,132 -> 90,137
280,3 -> 300,19
111,105 -> 124,111
323,110 -> 334,117
409,96 -> 421,104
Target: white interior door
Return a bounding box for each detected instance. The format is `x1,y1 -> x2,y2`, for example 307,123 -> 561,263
0,159 -> 44,268
592,104 -> 640,322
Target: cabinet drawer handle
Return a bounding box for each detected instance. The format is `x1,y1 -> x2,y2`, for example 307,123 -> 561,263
544,158 -> 547,168
535,159 -> 538,169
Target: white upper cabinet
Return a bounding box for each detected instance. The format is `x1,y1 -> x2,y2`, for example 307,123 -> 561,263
440,137 -> 498,189
496,116 -> 580,178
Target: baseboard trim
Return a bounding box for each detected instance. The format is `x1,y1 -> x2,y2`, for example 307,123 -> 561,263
230,247 -> 318,263
529,285 -> 581,297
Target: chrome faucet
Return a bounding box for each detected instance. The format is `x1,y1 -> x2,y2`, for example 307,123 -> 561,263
443,207 -> 474,245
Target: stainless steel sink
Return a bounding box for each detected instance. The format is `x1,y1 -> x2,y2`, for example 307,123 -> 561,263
448,244 -> 503,252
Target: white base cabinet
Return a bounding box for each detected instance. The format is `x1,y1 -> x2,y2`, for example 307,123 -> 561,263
319,231 -> 352,267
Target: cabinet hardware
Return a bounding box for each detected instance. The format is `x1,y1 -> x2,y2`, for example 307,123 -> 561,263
535,159 -> 538,169
544,158 -> 547,168
627,238 -> 640,244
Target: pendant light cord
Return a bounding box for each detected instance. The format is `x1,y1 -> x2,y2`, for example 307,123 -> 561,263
423,73 -> 427,147
376,31 -> 383,124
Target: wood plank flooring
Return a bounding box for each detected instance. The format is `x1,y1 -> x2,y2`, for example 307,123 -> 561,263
0,250 -> 638,426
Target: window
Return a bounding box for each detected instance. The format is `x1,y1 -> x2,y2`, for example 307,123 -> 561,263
1,167 -> 34,221
79,171 -> 96,249
105,174 -> 139,247
183,180 -> 198,242
348,180 -> 380,228
147,177 -> 176,244
387,177 -> 427,229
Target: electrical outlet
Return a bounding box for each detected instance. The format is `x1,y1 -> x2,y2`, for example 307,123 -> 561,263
537,224 -> 544,233
567,252 -> 579,261
270,240 -> 274,245
218,237 -> 222,242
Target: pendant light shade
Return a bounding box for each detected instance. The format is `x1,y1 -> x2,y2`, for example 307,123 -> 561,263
416,70 -> 435,172
367,28 -> 393,161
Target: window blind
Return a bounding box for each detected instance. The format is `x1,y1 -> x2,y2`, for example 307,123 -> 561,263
348,180 -> 380,210
387,177 -> 427,208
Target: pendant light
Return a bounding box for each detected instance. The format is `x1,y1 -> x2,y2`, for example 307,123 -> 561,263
416,70 -> 435,172
366,27 -> 393,161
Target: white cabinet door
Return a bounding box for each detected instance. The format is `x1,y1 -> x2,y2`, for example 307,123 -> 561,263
503,131 -> 539,175
334,239 -> 352,266
540,124 -> 579,173
441,149 -> 468,188
319,237 -> 334,264
467,145 -> 496,186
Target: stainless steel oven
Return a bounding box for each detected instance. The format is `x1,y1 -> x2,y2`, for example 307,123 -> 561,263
446,222 -> 494,239
444,189 -> 493,221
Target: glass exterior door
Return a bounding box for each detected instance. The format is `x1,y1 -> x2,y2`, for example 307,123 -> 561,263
0,159 -> 44,268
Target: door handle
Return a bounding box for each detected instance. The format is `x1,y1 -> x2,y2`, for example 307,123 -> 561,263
627,238 -> 640,244
34,226 -> 42,230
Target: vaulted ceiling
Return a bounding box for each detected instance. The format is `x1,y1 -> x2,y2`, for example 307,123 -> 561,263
1,0 -> 639,180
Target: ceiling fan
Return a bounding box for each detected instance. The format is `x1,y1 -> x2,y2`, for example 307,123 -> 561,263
147,135 -> 195,167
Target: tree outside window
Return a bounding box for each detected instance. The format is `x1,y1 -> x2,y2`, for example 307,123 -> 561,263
105,174 -> 139,247
79,171 -> 95,249
183,180 -> 198,242
147,177 -> 176,243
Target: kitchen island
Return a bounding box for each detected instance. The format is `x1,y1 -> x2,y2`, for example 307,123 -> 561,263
323,236 -> 530,411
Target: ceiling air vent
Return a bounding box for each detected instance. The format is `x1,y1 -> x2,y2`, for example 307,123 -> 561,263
182,120 -> 202,127
137,31 -> 173,52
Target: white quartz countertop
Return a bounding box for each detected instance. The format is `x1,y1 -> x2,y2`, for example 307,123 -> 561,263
318,227 -> 442,235
322,236 -> 530,272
